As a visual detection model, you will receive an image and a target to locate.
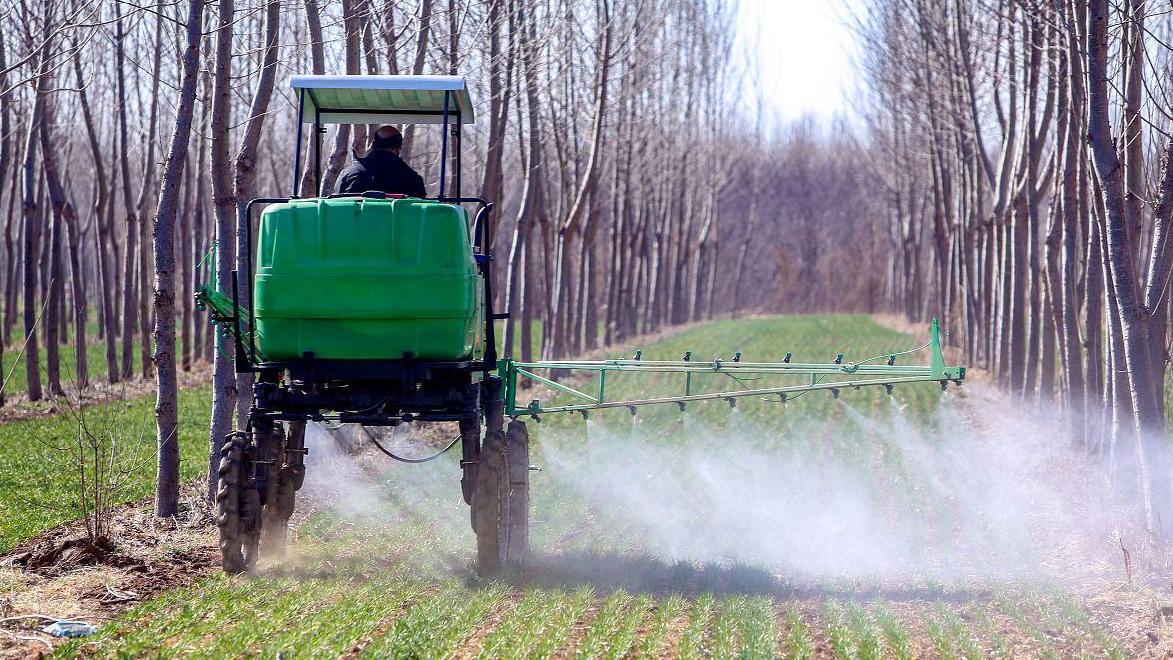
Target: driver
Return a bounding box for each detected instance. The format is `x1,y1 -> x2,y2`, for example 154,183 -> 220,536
337,125 -> 427,197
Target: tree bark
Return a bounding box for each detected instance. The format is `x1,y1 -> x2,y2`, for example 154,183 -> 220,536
232,0 -> 281,427
19,35 -> 50,402
207,0 -> 238,501
151,0 -> 203,517
1086,0 -> 1164,529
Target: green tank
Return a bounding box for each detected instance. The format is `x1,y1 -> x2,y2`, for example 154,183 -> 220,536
252,197 -> 482,361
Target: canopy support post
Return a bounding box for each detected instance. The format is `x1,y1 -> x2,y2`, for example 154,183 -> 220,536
292,88 -> 305,198
313,107 -> 322,196
439,90 -> 451,199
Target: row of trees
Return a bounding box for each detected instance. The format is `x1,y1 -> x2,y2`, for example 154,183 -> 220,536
856,0 -> 1173,531
1,0 -> 819,513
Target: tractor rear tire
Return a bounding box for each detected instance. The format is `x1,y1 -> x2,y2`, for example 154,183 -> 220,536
505,420 -> 530,562
472,429 -> 509,574
260,421 -> 303,558
217,433 -> 261,573
472,420 -> 531,574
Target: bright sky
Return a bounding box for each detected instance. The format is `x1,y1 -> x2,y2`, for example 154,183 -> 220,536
735,0 -> 862,125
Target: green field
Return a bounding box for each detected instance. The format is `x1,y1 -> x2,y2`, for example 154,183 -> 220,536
23,315 -> 1129,657
0,385 -> 213,553
0,318 -> 202,397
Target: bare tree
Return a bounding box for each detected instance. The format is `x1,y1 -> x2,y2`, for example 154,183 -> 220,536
206,0 -> 238,499
152,0 -> 204,517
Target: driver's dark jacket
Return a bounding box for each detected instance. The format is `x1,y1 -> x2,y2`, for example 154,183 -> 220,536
337,150 -> 427,197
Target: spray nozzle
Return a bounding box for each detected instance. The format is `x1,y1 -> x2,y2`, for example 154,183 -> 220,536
632,350 -> 642,361
682,351 -> 692,362
628,405 -> 637,416
783,352 -> 792,363
779,392 -> 788,403
939,380 -> 948,392
886,354 -> 896,366
579,410 -> 590,421
678,401 -> 687,412
834,353 -> 844,365
726,397 -> 737,409
885,383 -> 894,396
732,352 -> 741,363
831,388 -> 841,399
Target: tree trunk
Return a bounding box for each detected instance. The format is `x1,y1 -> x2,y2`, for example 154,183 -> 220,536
400,0 -> 434,160
153,0 -> 203,518
20,38 -> 51,402
232,0 -> 281,427
1086,0 -> 1166,531
115,6 -> 140,380
39,92 -> 88,393
73,44 -> 118,385
207,0 -> 238,501
319,0 -> 361,194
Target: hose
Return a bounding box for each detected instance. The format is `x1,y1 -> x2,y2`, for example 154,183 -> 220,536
368,433 -> 462,464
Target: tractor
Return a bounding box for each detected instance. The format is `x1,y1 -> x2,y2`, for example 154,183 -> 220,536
199,75 -> 524,573
198,75 -> 966,575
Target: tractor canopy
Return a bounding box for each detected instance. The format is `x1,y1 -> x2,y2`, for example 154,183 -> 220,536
290,74 -> 476,125
288,74 -> 475,200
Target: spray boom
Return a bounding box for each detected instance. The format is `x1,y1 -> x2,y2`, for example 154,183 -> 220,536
500,320 -> 965,417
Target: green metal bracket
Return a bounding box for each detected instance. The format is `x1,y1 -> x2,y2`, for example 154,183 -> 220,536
499,320 -> 967,417
194,244 -> 264,362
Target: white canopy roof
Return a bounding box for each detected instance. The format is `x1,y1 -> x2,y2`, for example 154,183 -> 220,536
290,75 -> 475,125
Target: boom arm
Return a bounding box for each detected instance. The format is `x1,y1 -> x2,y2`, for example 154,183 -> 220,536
500,320 -> 966,417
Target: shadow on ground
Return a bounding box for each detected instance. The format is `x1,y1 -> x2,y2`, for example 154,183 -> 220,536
483,550 -> 994,603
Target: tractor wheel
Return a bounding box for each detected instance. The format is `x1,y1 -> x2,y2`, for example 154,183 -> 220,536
216,432 -> 261,573
260,421 -> 304,558
505,420 -> 530,562
472,429 -> 509,574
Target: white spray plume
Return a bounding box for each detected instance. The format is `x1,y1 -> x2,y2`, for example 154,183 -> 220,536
291,384 -> 1170,588
532,383 -> 1167,587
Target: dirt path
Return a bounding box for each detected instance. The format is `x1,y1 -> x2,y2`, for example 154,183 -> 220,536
0,485 -> 217,658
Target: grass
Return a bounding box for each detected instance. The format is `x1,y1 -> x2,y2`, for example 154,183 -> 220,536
632,594 -> 686,657
574,590 -> 652,659
363,580 -> 507,656
874,604 -> 913,659
0,384 -> 212,552
476,587 -> 593,658
0,316 -> 197,397
925,603 -> 983,659
677,593 -> 715,658
782,604 -> 816,659
1,314 -> 1128,657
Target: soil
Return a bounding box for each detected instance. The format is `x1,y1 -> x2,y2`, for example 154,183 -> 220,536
0,485 -> 218,658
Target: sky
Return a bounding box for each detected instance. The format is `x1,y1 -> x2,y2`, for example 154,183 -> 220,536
734,0 -> 863,125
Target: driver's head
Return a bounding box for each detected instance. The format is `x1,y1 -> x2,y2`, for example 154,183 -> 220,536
371,125 -> 403,153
